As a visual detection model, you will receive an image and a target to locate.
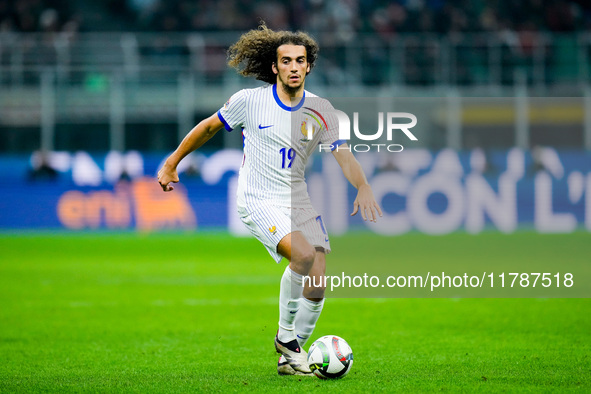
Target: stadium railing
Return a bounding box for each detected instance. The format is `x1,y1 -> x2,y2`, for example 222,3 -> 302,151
1,32 -> 591,152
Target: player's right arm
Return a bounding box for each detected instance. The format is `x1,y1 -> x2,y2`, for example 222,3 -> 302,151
157,113 -> 224,192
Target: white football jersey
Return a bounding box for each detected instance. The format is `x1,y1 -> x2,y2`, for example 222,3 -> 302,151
217,84 -> 343,208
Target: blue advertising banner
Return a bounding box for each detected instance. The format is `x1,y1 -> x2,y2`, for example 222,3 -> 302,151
1,148 -> 590,233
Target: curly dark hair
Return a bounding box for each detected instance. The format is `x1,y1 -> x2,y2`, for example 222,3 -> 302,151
227,23 -> 319,84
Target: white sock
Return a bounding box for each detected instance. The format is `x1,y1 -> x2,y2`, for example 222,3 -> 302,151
294,298 -> 324,348
277,266 -> 304,343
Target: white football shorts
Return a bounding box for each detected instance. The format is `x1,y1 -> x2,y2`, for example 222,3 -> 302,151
237,203 -> 331,263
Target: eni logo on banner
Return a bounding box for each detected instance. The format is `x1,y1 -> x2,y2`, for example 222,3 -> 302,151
57,177 -> 196,231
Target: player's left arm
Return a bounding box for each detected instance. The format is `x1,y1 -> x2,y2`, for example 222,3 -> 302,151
332,144 -> 383,222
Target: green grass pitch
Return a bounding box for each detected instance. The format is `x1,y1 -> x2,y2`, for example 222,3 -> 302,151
0,232 -> 589,392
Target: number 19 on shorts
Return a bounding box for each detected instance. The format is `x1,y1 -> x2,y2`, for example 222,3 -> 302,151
279,148 -> 295,169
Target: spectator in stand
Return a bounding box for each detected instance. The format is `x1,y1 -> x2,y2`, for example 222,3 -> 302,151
1,0 -> 590,36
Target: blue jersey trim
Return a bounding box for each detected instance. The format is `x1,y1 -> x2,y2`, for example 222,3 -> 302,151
217,110 -> 233,132
273,84 -> 305,112
331,140 -> 347,151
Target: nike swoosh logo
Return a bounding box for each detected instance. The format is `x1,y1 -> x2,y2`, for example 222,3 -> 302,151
258,124 -> 273,129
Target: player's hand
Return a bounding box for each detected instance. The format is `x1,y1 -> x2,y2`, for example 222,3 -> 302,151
157,164 -> 179,192
351,184 -> 383,222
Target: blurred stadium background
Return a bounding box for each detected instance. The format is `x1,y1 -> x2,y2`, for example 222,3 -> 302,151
1,1 -> 590,391
1,0 -> 591,233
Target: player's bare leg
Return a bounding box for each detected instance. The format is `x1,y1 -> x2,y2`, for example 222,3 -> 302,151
303,248 -> 326,301
275,231 -> 315,375
278,231 -> 316,276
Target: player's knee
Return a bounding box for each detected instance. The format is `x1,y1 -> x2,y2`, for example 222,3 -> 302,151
292,246 -> 316,274
301,246 -> 316,269
304,282 -> 325,300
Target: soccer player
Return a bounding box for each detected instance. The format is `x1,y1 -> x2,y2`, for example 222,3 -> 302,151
157,24 -> 382,375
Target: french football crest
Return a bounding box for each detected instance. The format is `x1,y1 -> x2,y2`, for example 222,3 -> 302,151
299,107 -> 329,143
300,119 -> 314,142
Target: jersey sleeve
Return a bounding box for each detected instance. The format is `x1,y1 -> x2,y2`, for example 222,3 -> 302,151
217,90 -> 247,132
317,100 -> 346,150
